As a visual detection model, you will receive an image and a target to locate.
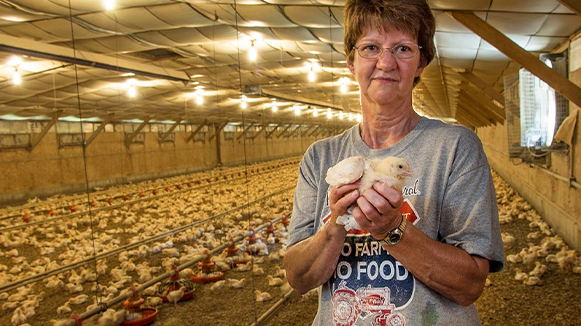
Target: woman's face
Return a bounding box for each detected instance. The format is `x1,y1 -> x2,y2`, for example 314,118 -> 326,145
348,27 -> 424,109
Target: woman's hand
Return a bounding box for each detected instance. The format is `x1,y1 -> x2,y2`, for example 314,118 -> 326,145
328,182 -> 360,225
352,181 -> 404,239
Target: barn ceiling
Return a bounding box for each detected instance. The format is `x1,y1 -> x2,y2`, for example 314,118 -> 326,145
0,0 -> 579,128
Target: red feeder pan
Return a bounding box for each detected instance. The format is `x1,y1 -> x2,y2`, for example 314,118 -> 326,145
121,308 -> 158,326
190,272 -> 224,283
160,290 -> 195,302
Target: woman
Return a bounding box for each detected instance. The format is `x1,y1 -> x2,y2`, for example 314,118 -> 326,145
283,0 -> 504,325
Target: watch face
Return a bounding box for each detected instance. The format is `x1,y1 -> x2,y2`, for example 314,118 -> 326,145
389,233 -> 401,243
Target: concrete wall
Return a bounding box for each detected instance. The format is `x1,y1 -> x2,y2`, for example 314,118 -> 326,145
0,124 -> 333,206
475,40 -> 581,251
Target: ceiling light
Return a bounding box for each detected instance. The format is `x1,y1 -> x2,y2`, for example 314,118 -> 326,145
103,0 -> 115,10
12,68 -> 21,85
126,79 -> 136,98
294,106 -> 301,116
308,68 -> 316,83
313,107 -> 318,117
327,108 -> 332,120
249,40 -> 257,62
272,100 -> 278,113
196,95 -> 203,105
240,96 -> 247,109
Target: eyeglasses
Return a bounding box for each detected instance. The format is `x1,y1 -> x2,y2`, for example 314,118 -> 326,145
353,42 -> 422,60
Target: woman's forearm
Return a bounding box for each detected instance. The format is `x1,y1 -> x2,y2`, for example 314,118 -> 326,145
283,221 -> 348,294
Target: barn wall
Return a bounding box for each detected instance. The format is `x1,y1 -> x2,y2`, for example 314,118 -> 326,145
0,127 -> 330,206
475,43 -> 581,251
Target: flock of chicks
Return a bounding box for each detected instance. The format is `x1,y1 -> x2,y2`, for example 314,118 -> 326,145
0,158 -> 301,326
494,171 -> 581,287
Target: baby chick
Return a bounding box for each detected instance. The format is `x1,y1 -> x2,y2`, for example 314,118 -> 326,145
325,156 -> 413,230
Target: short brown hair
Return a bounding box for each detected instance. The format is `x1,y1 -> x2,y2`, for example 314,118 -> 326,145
344,0 -> 436,86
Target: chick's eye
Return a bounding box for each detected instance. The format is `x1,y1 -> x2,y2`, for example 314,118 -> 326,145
398,164 -> 404,169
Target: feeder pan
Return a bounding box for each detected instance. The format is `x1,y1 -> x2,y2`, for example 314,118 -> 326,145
121,308 -> 158,326
121,286 -> 158,326
158,265 -> 195,302
191,271 -> 224,283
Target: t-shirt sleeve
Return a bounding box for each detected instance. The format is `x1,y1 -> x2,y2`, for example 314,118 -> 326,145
287,148 -> 321,247
440,132 -> 505,272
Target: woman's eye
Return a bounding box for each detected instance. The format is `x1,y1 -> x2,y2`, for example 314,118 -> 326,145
362,44 -> 379,51
395,44 -> 412,53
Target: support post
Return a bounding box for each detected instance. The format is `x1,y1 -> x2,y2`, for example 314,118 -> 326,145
265,124 -> 280,138
186,119 -> 208,143
448,11 -> 581,109
29,110 -> 63,150
159,119 -> 182,142
125,117 -> 151,146
84,113 -> 114,148
237,123 -> 255,141
276,125 -> 292,138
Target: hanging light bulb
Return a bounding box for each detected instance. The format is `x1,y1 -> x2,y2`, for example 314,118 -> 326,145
249,40 -> 257,62
327,108 -> 332,120
340,77 -> 350,94
127,79 -> 136,98
240,95 -> 247,109
313,107 -> 318,117
308,67 -> 316,83
103,0 -> 115,10
12,68 -> 21,85
195,89 -> 204,105
272,100 -> 278,113
294,105 -> 301,116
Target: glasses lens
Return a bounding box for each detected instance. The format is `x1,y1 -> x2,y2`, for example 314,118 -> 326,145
358,44 -> 381,59
393,43 -> 418,59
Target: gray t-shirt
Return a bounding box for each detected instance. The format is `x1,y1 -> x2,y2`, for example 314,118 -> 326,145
288,117 -> 504,326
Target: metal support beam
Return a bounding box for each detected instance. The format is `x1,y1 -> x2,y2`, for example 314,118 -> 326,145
459,83 -> 505,123
265,124 -> 280,138
276,125 -> 292,138
458,86 -> 504,124
209,121 -> 228,142
84,113 -> 114,148
29,110 -> 63,150
159,119 -> 182,143
0,34 -> 189,83
250,124 -> 267,140
556,0 -> 581,16
301,125 -> 316,137
458,71 -> 505,108
457,101 -> 491,126
186,119 -> 208,143
312,126 -> 324,137
237,123 -> 256,141
308,125 -> 321,137
448,11 -> 581,110
288,125 -> 301,138
125,117 -> 152,146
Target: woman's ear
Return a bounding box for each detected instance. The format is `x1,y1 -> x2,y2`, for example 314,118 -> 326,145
347,55 -> 355,74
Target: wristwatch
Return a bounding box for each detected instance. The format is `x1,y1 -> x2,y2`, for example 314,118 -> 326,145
380,215 -> 407,246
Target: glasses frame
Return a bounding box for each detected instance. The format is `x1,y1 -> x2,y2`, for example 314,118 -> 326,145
353,43 -> 422,60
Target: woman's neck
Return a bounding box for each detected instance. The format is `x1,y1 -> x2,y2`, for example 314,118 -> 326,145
359,105 -> 421,149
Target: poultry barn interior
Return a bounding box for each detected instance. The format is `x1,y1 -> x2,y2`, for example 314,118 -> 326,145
0,0 -> 581,325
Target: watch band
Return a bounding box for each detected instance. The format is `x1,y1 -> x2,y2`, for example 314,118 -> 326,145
380,215 -> 407,246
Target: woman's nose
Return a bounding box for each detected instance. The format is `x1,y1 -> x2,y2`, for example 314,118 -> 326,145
376,50 -> 398,70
